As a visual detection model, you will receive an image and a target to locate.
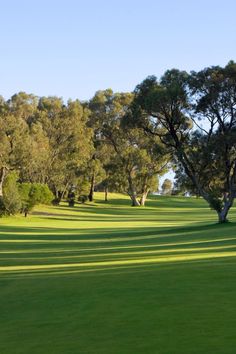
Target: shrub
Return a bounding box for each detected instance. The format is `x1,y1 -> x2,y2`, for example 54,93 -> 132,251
2,172 -> 22,215
18,183 -> 53,216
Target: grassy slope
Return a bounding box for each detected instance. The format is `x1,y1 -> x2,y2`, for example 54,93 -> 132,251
0,193 -> 236,354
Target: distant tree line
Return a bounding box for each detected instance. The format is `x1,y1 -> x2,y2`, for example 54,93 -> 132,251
0,61 -> 236,222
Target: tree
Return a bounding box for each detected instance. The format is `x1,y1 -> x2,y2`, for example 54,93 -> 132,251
0,172 -> 21,215
37,97 -> 93,201
0,97 -> 32,195
173,164 -> 198,196
161,179 -> 172,195
96,143 -> 117,202
129,62 -> 236,222
89,90 -> 169,206
87,156 -> 105,202
18,183 -> 53,216
88,89 -> 118,202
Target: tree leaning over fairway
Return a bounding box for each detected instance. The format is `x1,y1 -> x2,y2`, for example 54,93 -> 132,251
129,62 -> 236,222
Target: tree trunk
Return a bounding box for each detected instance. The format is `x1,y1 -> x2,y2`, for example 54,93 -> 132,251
61,182 -> 69,200
58,191 -> 63,202
88,173 -> 95,202
129,194 -> 140,206
0,167 -> 6,197
139,189 -> 149,206
177,149 -> 235,223
104,186 -> 108,202
217,212 -> 227,223
217,199 -> 233,223
127,175 -> 140,206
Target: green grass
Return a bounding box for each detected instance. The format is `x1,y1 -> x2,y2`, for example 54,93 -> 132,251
1,193 -> 236,354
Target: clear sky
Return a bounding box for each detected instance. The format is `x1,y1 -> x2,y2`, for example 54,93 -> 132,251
1,0 -> 236,101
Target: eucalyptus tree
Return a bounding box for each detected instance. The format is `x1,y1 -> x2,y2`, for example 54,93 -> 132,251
7,92 -> 38,123
23,122 -> 51,183
0,92 -> 51,188
37,97 -> 93,200
129,62 -> 236,222
89,90 -> 169,206
88,89 -> 127,202
0,96 -> 32,196
114,128 -> 168,206
93,143 -> 115,202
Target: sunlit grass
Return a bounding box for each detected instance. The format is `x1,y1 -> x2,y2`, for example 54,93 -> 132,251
1,193 -> 236,354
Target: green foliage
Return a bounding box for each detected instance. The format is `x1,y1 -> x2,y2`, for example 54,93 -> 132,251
129,62 -> 236,221
89,90 -> 169,206
161,178 -> 173,195
208,192 -> 223,213
1,61 -> 236,220
18,183 -> 53,215
1,172 -> 21,215
77,178 -> 91,196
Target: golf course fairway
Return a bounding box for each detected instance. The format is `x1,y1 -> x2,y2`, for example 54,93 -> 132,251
1,194 -> 236,354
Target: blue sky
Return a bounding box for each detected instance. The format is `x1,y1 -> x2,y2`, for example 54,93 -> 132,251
1,0 -> 236,102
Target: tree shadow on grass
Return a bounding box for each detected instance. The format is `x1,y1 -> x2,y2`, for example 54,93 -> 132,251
1,253 -> 236,280
55,206 -> 209,217
1,220 -> 236,243
95,195 -> 210,209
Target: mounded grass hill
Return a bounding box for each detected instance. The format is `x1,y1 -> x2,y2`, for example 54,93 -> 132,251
1,193 -> 236,354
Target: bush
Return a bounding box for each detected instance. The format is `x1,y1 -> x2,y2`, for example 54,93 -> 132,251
30,184 -> 54,205
2,172 -> 22,215
0,177 -> 62,217
18,183 -> 53,216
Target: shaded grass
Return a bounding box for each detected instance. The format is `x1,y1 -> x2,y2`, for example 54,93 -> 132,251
0,193 -> 236,353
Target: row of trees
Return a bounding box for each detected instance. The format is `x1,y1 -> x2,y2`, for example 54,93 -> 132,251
0,91 -> 169,214
0,62 -> 236,222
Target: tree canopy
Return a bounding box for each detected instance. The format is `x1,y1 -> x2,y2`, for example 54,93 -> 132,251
127,62 -> 236,222
0,61 -> 236,222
